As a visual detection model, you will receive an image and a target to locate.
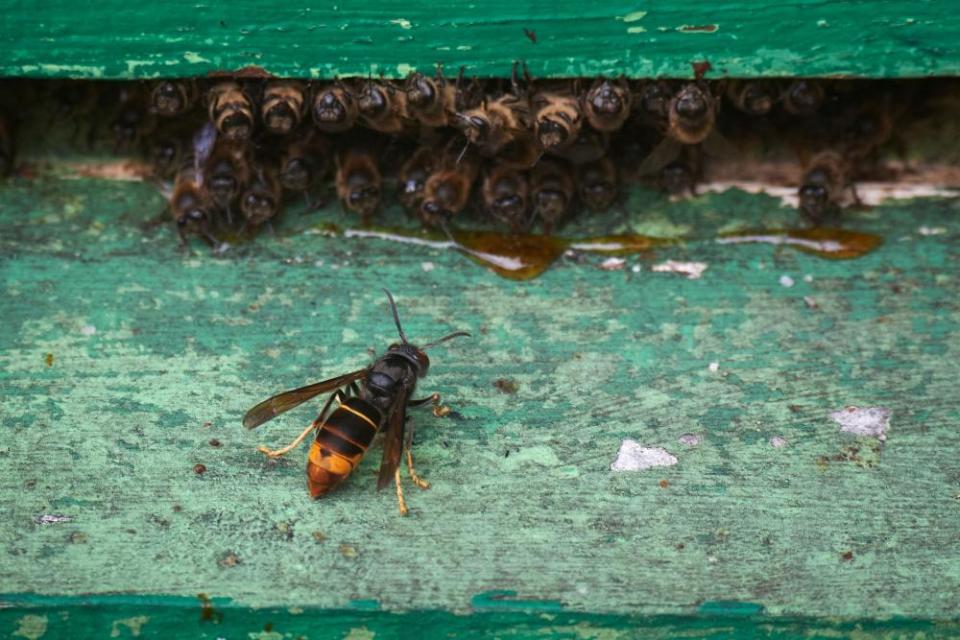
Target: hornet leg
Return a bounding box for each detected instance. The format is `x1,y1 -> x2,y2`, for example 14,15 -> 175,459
394,468 -> 409,516
403,419 -> 430,490
257,390 -> 344,459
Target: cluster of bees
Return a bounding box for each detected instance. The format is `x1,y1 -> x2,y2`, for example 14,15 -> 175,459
1,67 -> 909,245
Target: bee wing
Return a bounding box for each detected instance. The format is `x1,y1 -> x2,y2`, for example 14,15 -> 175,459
242,369 -> 366,430
636,137 -> 682,176
701,130 -> 737,161
376,385 -> 413,490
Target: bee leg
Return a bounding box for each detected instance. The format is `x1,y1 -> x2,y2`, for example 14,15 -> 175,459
257,390 -> 342,458
394,468 -> 409,516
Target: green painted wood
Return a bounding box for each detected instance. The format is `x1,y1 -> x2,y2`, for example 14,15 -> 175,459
2,160 -> 960,637
0,1 -> 958,79
2,594 -> 960,639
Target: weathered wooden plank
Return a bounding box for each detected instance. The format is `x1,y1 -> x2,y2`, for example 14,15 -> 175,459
2,165 -> 959,634
1,1 -> 958,79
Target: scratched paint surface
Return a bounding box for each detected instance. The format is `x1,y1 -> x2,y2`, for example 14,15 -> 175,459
1,169 -> 960,631
0,1 -> 958,78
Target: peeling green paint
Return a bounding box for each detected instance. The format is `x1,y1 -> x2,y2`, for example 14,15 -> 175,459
0,2 -> 957,78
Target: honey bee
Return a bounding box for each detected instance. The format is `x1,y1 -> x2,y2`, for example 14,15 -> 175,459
110,86 -> 153,153
420,145 -> 479,226
726,80 -> 777,116
357,79 -> 410,134
840,101 -> 895,167
207,81 -> 255,142
530,158 -> 575,234
279,132 -> 331,208
243,289 -> 469,514
454,62 -> 532,161
555,127 -> 608,166
205,141 -> 252,223
659,147 -> 701,197
335,144 -> 381,224
482,164 -> 530,232
404,66 -> 464,128
533,88 -> 583,154
397,145 -> 436,214
581,77 -> 632,132
149,80 -> 198,118
576,157 -> 618,212
798,151 -> 856,225
782,80 -> 824,116
636,80 -> 730,177
148,129 -> 185,180
637,80 -> 674,122
261,80 -> 308,136
240,162 -> 283,230
312,81 -> 359,133
170,162 -> 217,247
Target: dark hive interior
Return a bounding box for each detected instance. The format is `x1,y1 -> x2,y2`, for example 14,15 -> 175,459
1,73 -> 958,253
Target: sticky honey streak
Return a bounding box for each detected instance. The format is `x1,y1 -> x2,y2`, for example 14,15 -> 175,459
344,227 -> 881,280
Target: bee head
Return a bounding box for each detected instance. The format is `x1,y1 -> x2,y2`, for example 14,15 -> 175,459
264,101 -> 299,135
674,85 -> 709,120
357,85 -> 387,117
152,81 -> 187,116
406,73 -> 436,108
536,118 -> 570,150
589,80 -> 625,116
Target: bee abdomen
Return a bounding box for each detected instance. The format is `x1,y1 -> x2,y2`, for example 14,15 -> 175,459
306,398 -> 381,498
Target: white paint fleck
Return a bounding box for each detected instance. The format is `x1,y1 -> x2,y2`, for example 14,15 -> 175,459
678,433 -> 702,446
34,514 -> 74,525
830,406 -> 890,441
396,63 -> 415,76
804,274 -> 814,283
918,225 -> 947,236
779,275 -> 795,288
81,325 -> 97,336
769,436 -> 788,448
390,18 -> 412,29
421,261 -> 435,272
652,260 -> 708,279
600,257 -> 626,271
610,439 -> 678,472
631,264 -> 642,273
619,10 -> 648,22
627,26 -> 647,33
183,51 -> 211,64
708,361 -> 719,372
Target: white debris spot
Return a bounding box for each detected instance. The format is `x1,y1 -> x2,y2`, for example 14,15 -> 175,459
600,257 -> 626,271
80,325 -> 97,336
652,261 -> 708,279
769,436 -> 788,448
918,226 -> 947,236
631,264 -> 642,273
708,361 -> 719,372
678,433 -> 702,446
804,296 -> 818,309
420,261 -> 435,272
34,514 -> 74,525
390,18 -> 413,29
779,275 -> 795,287
830,406 -> 890,441
610,439 -> 678,472
804,274 -> 814,283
